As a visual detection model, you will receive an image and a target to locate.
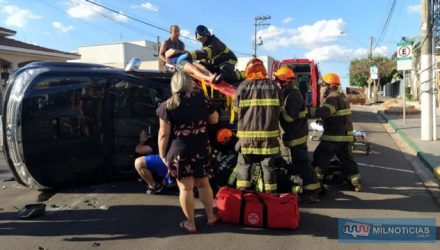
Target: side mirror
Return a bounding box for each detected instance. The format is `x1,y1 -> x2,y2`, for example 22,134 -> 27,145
125,57 -> 142,72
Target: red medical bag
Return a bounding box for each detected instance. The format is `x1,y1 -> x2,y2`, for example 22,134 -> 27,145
216,186 -> 300,230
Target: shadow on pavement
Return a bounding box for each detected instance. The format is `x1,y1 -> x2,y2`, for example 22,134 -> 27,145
0,206 -> 438,241
0,205 -> 301,239
304,140 -> 440,213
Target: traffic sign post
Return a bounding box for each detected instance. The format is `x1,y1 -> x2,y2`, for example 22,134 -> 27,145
370,65 -> 378,80
397,42 -> 413,71
369,65 -> 378,103
396,42 -> 413,124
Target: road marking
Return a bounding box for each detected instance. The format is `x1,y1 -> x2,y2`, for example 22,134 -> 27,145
358,162 -> 415,174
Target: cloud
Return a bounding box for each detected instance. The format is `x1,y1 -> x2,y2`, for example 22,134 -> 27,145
258,18 -> 345,50
304,45 -> 389,62
282,17 -> 293,24
142,2 -> 159,12
52,21 -> 74,33
0,4 -> 41,28
112,11 -> 128,22
66,0 -> 104,20
406,4 -> 420,14
131,2 -> 159,12
180,29 -> 191,38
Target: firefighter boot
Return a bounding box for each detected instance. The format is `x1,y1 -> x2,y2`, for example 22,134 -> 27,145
349,175 -> 362,192
303,189 -> 320,203
314,167 -> 327,195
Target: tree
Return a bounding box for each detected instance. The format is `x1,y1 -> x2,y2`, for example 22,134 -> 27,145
349,56 -> 396,102
349,56 -> 397,87
349,58 -> 370,87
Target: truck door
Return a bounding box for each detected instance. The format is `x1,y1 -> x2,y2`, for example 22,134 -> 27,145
22,75 -> 107,187
109,76 -> 169,174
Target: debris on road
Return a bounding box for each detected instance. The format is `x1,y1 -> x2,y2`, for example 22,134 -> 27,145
49,204 -> 60,208
92,242 -> 101,247
84,197 -> 99,208
17,203 -> 46,219
3,176 -> 16,182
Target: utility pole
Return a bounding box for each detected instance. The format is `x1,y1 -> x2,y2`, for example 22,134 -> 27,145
154,36 -> 160,57
421,0 -> 434,140
369,36 -> 374,59
253,15 -> 271,57
368,36 -> 375,102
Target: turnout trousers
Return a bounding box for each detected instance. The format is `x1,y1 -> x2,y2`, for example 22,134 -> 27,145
236,153 -> 277,193
289,144 -> 321,191
312,141 -> 361,185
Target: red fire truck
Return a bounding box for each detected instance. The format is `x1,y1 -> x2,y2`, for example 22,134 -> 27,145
272,58 -> 321,107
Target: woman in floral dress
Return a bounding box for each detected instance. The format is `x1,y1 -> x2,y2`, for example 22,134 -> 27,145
157,71 -> 219,233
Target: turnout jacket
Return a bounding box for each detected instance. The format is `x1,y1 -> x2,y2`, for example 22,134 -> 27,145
280,85 -> 309,147
309,90 -> 354,142
232,79 -> 284,155
188,35 -> 237,68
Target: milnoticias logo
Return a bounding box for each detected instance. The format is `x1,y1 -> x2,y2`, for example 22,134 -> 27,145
338,218 -> 436,243
343,221 -> 371,238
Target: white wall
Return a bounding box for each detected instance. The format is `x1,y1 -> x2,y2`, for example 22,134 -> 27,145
124,41 -> 157,63
78,43 -> 125,65
237,56 -> 275,75
77,40 -> 158,68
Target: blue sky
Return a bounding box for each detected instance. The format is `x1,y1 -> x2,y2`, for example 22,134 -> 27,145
0,0 -> 421,87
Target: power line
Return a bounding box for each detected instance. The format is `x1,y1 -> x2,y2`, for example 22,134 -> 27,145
85,0 -> 171,34
375,0 -> 397,48
85,0 -> 253,56
39,0 -> 120,38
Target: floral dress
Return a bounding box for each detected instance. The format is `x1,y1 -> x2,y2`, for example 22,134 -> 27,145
157,91 -> 215,179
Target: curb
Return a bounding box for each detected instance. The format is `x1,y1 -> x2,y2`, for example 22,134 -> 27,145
377,111 -> 440,181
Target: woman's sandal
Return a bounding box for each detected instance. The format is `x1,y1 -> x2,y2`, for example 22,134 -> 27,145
207,215 -> 218,226
179,220 -> 197,233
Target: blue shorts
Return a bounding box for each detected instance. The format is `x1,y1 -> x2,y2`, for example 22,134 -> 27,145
170,53 -> 191,71
145,155 -> 168,178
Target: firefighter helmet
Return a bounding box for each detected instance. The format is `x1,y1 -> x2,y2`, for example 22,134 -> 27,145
244,58 -> 267,79
217,128 -> 233,144
322,73 -> 340,86
195,25 -> 211,39
274,67 -> 295,81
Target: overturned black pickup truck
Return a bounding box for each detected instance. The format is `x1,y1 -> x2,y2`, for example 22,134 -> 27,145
1,59 -> 236,190
0,59 -> 185,190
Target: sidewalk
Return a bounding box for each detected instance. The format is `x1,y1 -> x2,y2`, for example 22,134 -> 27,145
377,108 -> 440,181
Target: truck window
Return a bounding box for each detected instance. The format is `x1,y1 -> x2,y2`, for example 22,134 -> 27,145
111,78 -> 162,170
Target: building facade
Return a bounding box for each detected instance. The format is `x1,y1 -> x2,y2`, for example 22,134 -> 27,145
0,27 -> 80,87
74,40 -> 159,70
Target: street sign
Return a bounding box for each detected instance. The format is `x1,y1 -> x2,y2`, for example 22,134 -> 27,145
370,65 -> 378,80
397,42 -> 413,70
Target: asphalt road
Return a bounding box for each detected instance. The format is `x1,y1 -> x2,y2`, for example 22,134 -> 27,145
0,105 -> 439,250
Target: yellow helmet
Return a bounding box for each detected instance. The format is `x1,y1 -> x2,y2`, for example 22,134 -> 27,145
322,73 -> 340,86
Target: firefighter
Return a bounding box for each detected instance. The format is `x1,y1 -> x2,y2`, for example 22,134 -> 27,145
184,25 -> 242,84
308,73 -> 361,192
274,67 -> 321,202
232,58 -> 283,193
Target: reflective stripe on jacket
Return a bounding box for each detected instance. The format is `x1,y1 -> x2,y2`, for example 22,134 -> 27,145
233,78 -> 284,155
279,85 -> 309,147
309,90 -> 354,142
188,35 -> 237,68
